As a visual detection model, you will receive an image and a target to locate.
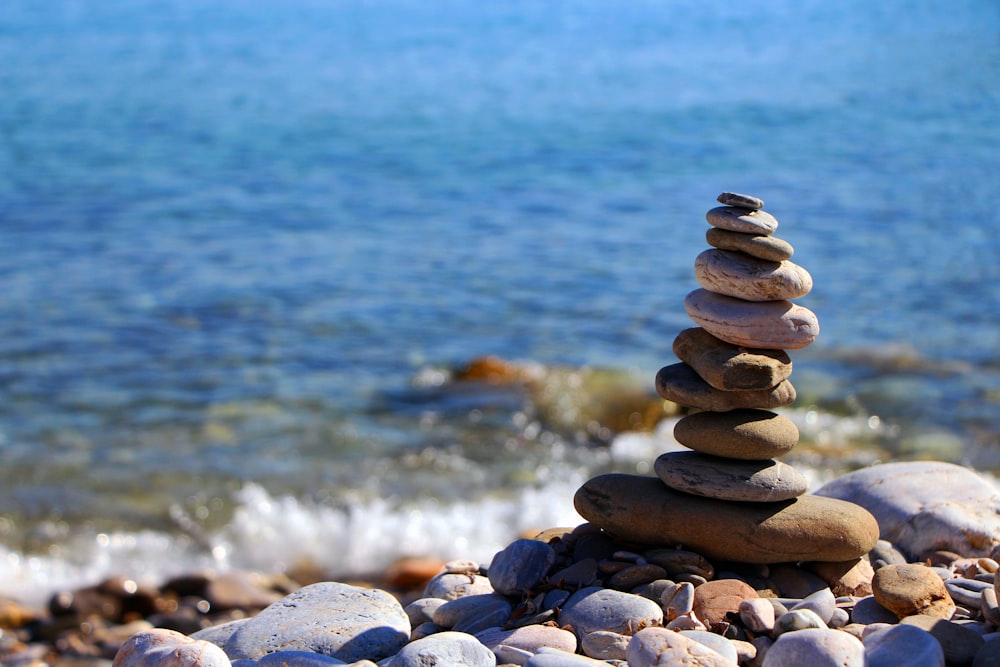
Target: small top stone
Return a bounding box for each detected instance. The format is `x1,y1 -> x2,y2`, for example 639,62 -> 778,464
717,192 -> 764,210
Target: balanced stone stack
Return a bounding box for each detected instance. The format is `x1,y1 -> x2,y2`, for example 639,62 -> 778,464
575,193 -> 880,564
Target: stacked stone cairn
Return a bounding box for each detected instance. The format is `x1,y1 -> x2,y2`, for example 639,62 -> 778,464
575,192 -> 880,564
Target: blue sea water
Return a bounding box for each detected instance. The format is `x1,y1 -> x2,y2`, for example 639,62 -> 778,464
1,0 -> 999,601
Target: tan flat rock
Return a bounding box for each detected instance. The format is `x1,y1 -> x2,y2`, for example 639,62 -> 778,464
573,474 -> 879,564
673,327 -> 792,391
655,362 -> 796,411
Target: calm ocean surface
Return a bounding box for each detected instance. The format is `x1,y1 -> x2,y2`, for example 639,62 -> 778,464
1,0 -> 999,601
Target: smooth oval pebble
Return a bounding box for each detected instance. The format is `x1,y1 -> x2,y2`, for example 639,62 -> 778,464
655,451 -> 808,502
488,538 -> 556,595
740,598 -> 776,634
944,576 -> 992,609
574,474 -> 880,564
663,581 -> 696,618
383,631 -> 495,667
524,647 -> 611,667
762,627 -> 864,667
695,249 -> 813,302
674,409 -> 798,460
773,608 -> 826,637
423,572 -> 494,600
476,625 -> 578,657
558,586 -> 663,638
404,598 -> 446,626
717,191 -> 764,209
113,629 -> 231,667
899,615 -> 984,666
684,289 -> 819,350
850,596 -> 899,625
789,588 -> 837,625
223,582 -> 410,662
627,627 -> 733,667
707,206 -> 778,234
692,578 -> 759,627
706,227 -> 794,261
863,624 -> 945,667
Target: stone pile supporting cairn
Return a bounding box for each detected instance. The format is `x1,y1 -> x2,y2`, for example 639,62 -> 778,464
575,193 -> 880,564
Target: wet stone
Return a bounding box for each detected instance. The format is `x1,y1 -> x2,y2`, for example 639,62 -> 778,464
673,327 -> 793,392
655,451 -> 808,502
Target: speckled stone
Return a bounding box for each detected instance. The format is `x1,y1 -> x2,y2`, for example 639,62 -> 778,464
684,289 -> 819,350
706,227 -> 794,262
223,582 -> 409,662
673,327 -> 792,391
655,452 -> 808,502
627,627 -> 733,667
574,474 -> 879,564
695,249 -> 813,302
707,206 -> 778,235
674,409 -> 799,460
717,192 -> 764,210
656,362 -> 796,412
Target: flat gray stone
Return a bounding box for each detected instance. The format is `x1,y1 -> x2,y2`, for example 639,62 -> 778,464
655,451 -> 808,502
695,249 -> 813,302
815,461 -> 1000,559
558,586 -> 663,638
488,538 -> 556,595
707,227 -> 794,261
717,192 -> 764,210
674,409 -> 799,460
763,628 -> 864,666
432,593 -> 512,634
706,206 -> 778,234
864,624 -> 945,667
423,572 -> 493,600
383,631 -> 496,667
524,647 -> 610,667
656,362 -> 796,411
684,288 -> 820,350
789,588 -> 837,625
673,327 -> 792,391
223,582 -> 409,662
850,596 -> 899,625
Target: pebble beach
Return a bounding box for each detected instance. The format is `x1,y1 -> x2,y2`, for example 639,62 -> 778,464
3,1 -> 1000,666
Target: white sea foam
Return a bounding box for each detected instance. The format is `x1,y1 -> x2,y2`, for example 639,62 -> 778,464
0,479 -> 586,608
